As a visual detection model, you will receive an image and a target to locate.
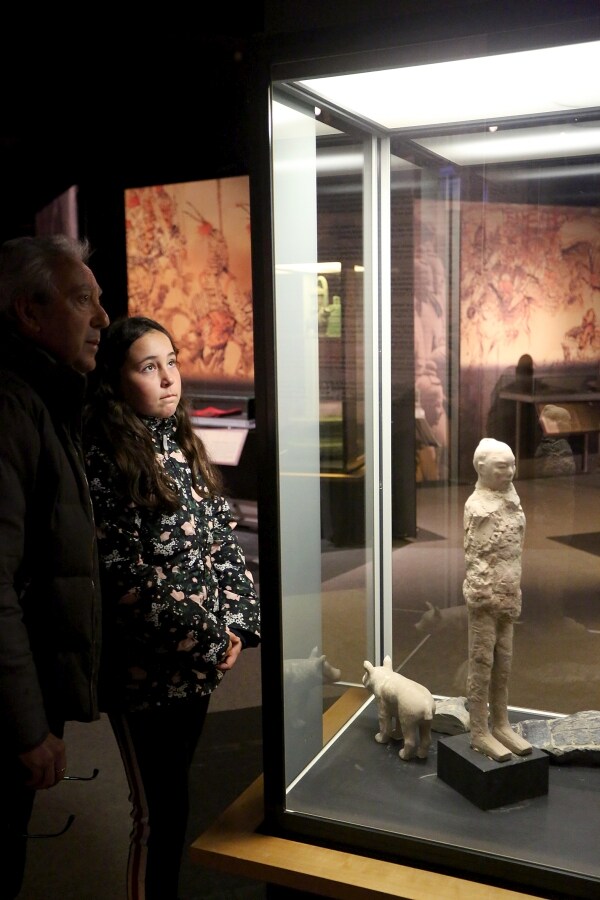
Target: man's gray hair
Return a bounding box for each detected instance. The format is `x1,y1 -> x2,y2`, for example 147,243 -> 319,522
0,235 -> 92,321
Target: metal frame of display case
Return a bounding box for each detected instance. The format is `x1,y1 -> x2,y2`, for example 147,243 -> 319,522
242,5 -> 600,899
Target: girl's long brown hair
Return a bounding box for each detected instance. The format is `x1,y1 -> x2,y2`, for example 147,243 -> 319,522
84,315 -> 223,511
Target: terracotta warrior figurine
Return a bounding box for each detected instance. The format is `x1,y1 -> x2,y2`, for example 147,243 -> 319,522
463,438 -> 532,762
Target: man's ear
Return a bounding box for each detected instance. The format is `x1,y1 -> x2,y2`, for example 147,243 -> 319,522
13,295 -> 43,335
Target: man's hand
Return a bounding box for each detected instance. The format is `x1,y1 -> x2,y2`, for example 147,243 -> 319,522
19,733 -> 66,789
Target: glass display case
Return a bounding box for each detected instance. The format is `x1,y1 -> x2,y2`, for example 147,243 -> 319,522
249,10 -> 600,898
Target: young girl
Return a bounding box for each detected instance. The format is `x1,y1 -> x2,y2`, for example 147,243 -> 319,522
84,316 -> 260,900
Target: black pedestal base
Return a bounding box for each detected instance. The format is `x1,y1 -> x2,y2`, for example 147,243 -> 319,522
437,732 -> 549,810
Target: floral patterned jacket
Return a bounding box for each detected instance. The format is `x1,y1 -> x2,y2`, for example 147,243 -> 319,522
85,415 -> 260,712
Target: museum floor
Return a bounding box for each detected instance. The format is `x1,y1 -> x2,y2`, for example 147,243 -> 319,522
18,529 -> 269,900
18,467 -> 600,898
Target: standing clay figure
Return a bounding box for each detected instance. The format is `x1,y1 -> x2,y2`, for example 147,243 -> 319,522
463,438 -> 532,762
363,657 -> 436,760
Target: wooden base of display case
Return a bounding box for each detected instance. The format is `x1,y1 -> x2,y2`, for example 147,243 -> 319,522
189,774 -> 544,900
190,689 -> 550,900
437,733 -> 549,810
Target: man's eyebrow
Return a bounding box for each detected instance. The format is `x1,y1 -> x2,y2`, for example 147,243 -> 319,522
71,282 -> 100,294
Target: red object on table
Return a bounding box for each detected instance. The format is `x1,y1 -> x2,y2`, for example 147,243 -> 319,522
191,406 -> 243,418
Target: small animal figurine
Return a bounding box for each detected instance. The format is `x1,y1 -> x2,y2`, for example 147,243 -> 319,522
284,647 -> 342,729
284,646 -> 341,686
414,600 -> 468,634
362,656 -> 436,760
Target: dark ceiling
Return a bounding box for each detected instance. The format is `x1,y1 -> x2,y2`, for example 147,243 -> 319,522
2,2 -> 598,242
0,26 -> 261,242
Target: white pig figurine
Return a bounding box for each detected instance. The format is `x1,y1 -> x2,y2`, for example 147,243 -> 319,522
362,656 -> 436,761
414,600 -> 468,634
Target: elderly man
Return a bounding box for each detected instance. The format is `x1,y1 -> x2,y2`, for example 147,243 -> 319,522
463,438 -> 532,762
0,235 -> 109,897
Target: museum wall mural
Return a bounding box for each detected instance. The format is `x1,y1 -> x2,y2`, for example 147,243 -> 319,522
124,176 -> 254,391
458,201 -> 600,479
460,201 -> 600,368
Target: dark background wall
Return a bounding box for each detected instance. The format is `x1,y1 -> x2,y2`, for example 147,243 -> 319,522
1,1 -> 598,322
0,20 -> 262,321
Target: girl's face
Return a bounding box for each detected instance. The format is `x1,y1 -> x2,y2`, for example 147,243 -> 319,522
120,329 -> 181,418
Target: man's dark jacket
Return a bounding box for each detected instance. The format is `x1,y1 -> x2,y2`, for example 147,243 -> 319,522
0,330 -> 101,755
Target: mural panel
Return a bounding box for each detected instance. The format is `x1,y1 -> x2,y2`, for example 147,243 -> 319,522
125,176 -> 253,389
460,202 -> 600,368
459,201 -> 600,479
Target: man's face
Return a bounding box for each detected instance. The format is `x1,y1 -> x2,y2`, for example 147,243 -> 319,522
32,258 -> 110,373
479,450 -> 515,491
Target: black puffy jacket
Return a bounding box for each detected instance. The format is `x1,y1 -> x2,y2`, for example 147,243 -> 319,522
0,331 -> 101,755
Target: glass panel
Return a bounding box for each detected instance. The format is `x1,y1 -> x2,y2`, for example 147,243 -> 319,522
271,97 -> 377,786
388,116 -> 600,719
268,35 -> 600,894
274,78 -> 600,776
